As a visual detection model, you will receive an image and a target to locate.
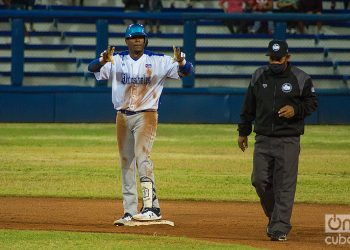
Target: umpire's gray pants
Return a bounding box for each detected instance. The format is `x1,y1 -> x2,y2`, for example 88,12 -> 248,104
252,135 -> 300,234
116,111 -> 160,215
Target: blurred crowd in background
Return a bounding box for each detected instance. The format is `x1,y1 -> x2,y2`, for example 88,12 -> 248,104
0,0 -> 349,37
218,0 -> 347,35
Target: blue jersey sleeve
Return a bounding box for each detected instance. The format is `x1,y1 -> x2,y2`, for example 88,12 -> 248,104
88,58 -> 103,72
178,60 -> 194,77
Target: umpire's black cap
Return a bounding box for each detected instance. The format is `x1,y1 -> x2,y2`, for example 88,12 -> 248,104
266,40 -> 289,57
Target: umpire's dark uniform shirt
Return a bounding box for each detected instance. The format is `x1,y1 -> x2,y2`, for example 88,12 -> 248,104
238,63 -> 317,137
238,62 -> 317,234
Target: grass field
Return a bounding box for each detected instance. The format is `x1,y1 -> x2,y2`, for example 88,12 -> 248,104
0,123 -> 349,249
0,123 -> 349,204
0,229 -> 256,250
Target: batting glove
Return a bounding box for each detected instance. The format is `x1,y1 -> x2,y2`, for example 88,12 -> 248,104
99,46 -> 115,65
172,45 -> 186,65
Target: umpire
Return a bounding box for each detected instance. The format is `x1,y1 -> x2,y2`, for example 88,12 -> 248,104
237,40 -> 317,241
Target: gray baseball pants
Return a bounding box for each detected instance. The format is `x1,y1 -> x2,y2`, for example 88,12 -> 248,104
116,111 -> 160,215
252,134 -> 300,234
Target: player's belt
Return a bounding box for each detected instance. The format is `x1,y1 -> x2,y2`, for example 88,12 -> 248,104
118,109 -> 155,116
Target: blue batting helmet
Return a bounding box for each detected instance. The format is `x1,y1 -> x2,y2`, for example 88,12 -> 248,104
125,24 -> 149,47
125,23 -> 147,38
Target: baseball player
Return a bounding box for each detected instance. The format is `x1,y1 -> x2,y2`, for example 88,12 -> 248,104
88,23 -> 193,226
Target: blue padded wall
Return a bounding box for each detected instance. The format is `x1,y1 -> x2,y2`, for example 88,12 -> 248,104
0,86 -> 349,124
0,92 -> 55,122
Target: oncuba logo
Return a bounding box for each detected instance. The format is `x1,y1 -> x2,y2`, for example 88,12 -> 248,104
325,214 -> 350,233
282,83 -> 292,93
325,214 -> 350,245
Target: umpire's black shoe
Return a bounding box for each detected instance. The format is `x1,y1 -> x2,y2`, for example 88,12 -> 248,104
266,217 -> 272,238
270,231 -> 287,241
266,227 -> 273,238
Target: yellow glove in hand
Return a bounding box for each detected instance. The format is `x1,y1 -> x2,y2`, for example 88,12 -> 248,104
100,46 -> 115,65
172,45 -> 185,64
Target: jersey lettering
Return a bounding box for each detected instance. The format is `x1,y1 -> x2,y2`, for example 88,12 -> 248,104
121,73 -> 151,85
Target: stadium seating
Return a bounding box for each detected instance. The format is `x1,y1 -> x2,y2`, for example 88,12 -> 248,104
0,0 -> 349,89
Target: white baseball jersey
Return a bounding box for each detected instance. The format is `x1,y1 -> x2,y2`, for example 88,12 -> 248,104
93,50 -> 180,111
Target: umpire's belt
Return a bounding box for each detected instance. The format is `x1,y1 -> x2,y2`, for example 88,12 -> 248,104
118,109 -> 155,116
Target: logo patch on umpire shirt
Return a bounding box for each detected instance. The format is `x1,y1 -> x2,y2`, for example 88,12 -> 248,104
272,43 -> 280,52
282,83 -> 292,93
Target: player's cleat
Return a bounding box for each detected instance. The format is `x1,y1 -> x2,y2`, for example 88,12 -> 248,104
270,231 -> 287,241
113,213 -> 133,226
132,207 -> 162,221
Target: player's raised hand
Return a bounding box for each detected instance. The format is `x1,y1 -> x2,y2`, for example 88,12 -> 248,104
172,45 -> 185,64
99,46 -> 115,65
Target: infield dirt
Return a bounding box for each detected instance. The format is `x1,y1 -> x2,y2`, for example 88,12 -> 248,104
0,197 -> 349,249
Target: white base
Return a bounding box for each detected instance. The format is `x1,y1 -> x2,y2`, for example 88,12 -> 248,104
124,220 -> 174,227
